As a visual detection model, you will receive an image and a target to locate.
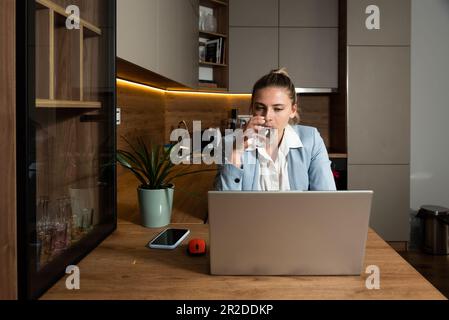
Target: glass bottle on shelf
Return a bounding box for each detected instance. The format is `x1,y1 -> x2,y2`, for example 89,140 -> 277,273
37,196 -> 52,268
81,208 -> 94,234
199,10 -> 206,31
51,197 -> 71,258
71,207 -> 83,243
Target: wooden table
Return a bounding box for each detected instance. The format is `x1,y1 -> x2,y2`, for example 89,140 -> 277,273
41,220 -> 446,300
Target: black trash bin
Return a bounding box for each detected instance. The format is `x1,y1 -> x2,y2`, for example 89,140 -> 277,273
417,205 -> 449,255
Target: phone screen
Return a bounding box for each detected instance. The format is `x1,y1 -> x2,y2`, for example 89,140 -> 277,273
150,229 -> 189,246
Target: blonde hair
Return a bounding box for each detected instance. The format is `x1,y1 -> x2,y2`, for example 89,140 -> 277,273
251,68 -> 300,124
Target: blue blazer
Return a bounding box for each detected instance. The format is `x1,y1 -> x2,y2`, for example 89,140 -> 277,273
214,125 -> 337,191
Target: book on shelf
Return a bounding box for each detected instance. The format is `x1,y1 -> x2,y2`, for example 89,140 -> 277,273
220,38 -> 226,64
205,37 -> 226,64
199,38 -> 207,62
217,38 -> 222,63
205,38 -> 219,63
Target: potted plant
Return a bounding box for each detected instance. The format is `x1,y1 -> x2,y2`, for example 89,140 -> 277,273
117,137 -> 214,228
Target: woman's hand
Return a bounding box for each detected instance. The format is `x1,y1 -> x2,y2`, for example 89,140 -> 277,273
244,115 -> 266,133
228,116 -> 268,168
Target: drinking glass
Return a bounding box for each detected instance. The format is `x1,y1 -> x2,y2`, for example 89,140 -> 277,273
37,196 -> 52,266
51,197 -> 71,257
81,208 -> 94,234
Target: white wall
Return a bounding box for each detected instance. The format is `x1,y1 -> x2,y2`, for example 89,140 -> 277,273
411,0 -> 449,211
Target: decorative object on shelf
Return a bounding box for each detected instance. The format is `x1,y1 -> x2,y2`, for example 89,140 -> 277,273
199,5 -> 216,32
199,9 -> 206,31
69,185 -> 99,227
198,0 -> 228,90
204,13 -> 217,32
117,137 -> 215,228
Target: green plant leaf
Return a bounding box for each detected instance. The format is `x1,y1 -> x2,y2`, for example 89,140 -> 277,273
154,161 -> 176,187
153,144 -> 179,187
117,150 -> 151,181
134,137 -> 154,183
116,152 -> 148,186
137,137 -> 156,185
140,137 -> 152,179
118,136 -> 216,189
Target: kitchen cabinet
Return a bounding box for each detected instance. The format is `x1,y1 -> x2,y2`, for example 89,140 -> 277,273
348,165 -> 410,241
347,46 -> 410,165
229,0 -> 339,92
117,0 -> 158,74
158,0 -> 198,88
279,28 -> 338,89
346,1 -> 411,242
1,0 -> 117,299
117,0 -> 198,88
347,0 -> 411,46
280,0 -> 338,27
229,0 -> 278,27
229,27 -> 278,93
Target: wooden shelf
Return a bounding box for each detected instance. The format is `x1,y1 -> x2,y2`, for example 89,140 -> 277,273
198,0 -> 228,90
197,87 -> 228,93
36,0 -> 102,36
36,99 -> 101,109
200,0 -> 228,8
199,61 -> 227,67
199,30 -> 227,39
329,153 -> 348,159
35,0 -> 105,105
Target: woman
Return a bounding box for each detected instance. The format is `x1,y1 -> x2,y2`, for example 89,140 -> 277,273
215,68 -> 336,191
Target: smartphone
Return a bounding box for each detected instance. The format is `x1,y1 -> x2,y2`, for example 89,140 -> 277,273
147,228 -> 190,250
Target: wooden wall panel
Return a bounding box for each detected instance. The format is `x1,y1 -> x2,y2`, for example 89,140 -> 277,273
164,92 -> 251,142
0,0 -> 17,300
36,7 -> 50,99
299,95 -> 331,147
165,93 -> 331,148
116,82 -> 166,148
83,36 -> 100,101
54,14 -> 81,101
116,81 -> 166,222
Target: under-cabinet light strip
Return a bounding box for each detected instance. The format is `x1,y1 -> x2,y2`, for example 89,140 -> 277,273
116,78 -> 252,97
116,78 -> 166,94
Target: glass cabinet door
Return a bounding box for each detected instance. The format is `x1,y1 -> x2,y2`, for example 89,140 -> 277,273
18,0 -> 116,299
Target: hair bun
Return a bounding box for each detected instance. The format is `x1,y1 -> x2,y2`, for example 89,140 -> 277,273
271,67 -> 290,77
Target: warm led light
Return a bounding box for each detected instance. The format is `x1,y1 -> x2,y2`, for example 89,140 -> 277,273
167,89 -> 251,97
116,78 -> 165,94
116,78 -> 252,97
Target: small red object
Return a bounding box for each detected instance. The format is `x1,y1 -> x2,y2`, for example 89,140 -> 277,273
332,169 -> 340,179
188,239 -> 206,256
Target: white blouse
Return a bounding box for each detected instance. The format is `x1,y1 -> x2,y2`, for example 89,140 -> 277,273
246,125 -> 303,191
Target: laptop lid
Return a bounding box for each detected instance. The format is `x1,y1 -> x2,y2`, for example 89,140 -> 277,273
208,191 -> 373,276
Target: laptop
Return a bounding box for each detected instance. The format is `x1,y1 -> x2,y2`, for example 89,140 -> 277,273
208,191 -> 373,276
